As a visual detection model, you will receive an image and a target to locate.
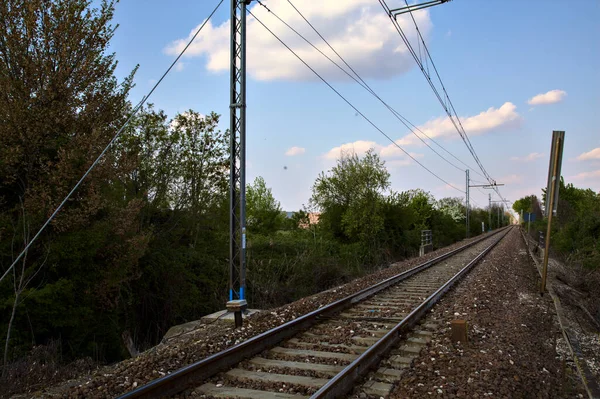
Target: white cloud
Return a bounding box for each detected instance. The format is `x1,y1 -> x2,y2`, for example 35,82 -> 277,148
438,182 -> 462,192
570,169 -> 600,181
577,147 -> 600,161
380,139 -> 422,157
527,89 -> 567,105
323,102 -> 520,168
386,153 -> 424,168
324,140 -> 380,160
323,140 -> 423,170
499,174 -> 524,184
285,146 -> 306,156
510,152 -> 544,162
175,61 -> 186,72
396,102 -> 521,146
164,1 -> 432,81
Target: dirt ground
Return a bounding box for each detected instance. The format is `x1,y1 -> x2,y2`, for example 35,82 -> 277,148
523,231 -> 600,398
388,227 -> 587,399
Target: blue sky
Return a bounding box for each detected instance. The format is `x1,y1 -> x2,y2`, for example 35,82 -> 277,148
108,0 -> 600,212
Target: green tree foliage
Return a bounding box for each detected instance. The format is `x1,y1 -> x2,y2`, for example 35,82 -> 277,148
380,191 -> 419,258
308,150 -> 478,265
517,179 -> 599,270
552,180 -> 599,269
117,107 -> 230,349
311,149 -> 390,246
0,0 -> 144,362
433,197 -> 466,246
405,189 -> 435,229
512,195 -> 534,215
0,0 -> 506,377
247,177 -> 285,235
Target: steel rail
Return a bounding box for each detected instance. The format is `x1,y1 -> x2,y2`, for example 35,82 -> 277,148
311,226 -> 512,398
117,228 -> 509,399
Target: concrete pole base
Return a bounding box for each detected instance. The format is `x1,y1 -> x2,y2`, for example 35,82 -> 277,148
226,299 -> 248,328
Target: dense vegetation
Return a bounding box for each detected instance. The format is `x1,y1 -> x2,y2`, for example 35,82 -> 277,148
0,0 -> 508,376
513,179 -> 600,270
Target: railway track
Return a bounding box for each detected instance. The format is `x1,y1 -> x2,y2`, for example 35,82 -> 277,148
119,226 -> 512,399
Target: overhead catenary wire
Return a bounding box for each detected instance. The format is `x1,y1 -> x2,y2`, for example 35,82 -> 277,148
399,0 -> 513,210
285,0 -> 487,180
399,0 -> 488,178
475,187 -> 488,197
380,0 -> 484,175
0,0 -> 225,285
248,9 -> 464,194
272,0 -> 485,216
379,0 -> 513,213
256,1 -> 485,204
274,2 -> 498,213
258,0 -> 486,178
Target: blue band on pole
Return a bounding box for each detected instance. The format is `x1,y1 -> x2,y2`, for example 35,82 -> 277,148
229,289 -> 233,301
240,287 -> 245,300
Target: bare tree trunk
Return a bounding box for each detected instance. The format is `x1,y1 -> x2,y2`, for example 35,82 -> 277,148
2,199 -> 42,375
2,291 -> 19,377
121,330 -> 139,358
2,204 -> 27,376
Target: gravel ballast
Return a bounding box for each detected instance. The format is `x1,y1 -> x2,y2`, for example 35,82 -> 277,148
387,228 -> 586,398
35,234 -> 493,398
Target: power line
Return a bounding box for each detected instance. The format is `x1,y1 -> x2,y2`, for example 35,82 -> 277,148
379,0 -> 512,211
248,9 -> 464,194
281,2 -> 509,216
380,0 -> 481,170
475,187 -> 488,196
0,0 -> 225,285
262,2 -> 497,211
399,0 -> 488,178
285,0 -> 487,180
257,0 -> 486,178
400,0 -> 513,212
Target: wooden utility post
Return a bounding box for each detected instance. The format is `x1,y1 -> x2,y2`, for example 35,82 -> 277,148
541,131 -> 565,294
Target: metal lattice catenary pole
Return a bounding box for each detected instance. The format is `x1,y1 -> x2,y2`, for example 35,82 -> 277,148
229,0 -> 249,301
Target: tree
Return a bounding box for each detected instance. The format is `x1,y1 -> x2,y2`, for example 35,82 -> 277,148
431,197 -> 466,246
512,195 -> 534,216
405,189 -> 436,229
247,177 -> 284,235
310,149 -> 390,246
0,0 -> 145,362
1,202 -> 48,375
549,180 -> 600,270
380,191 -> 419,258
437,197 -> 466,223
117,108 -> 230,350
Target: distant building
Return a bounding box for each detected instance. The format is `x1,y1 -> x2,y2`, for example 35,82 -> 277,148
299,213 -> 320,229
283,211 -> 320,229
